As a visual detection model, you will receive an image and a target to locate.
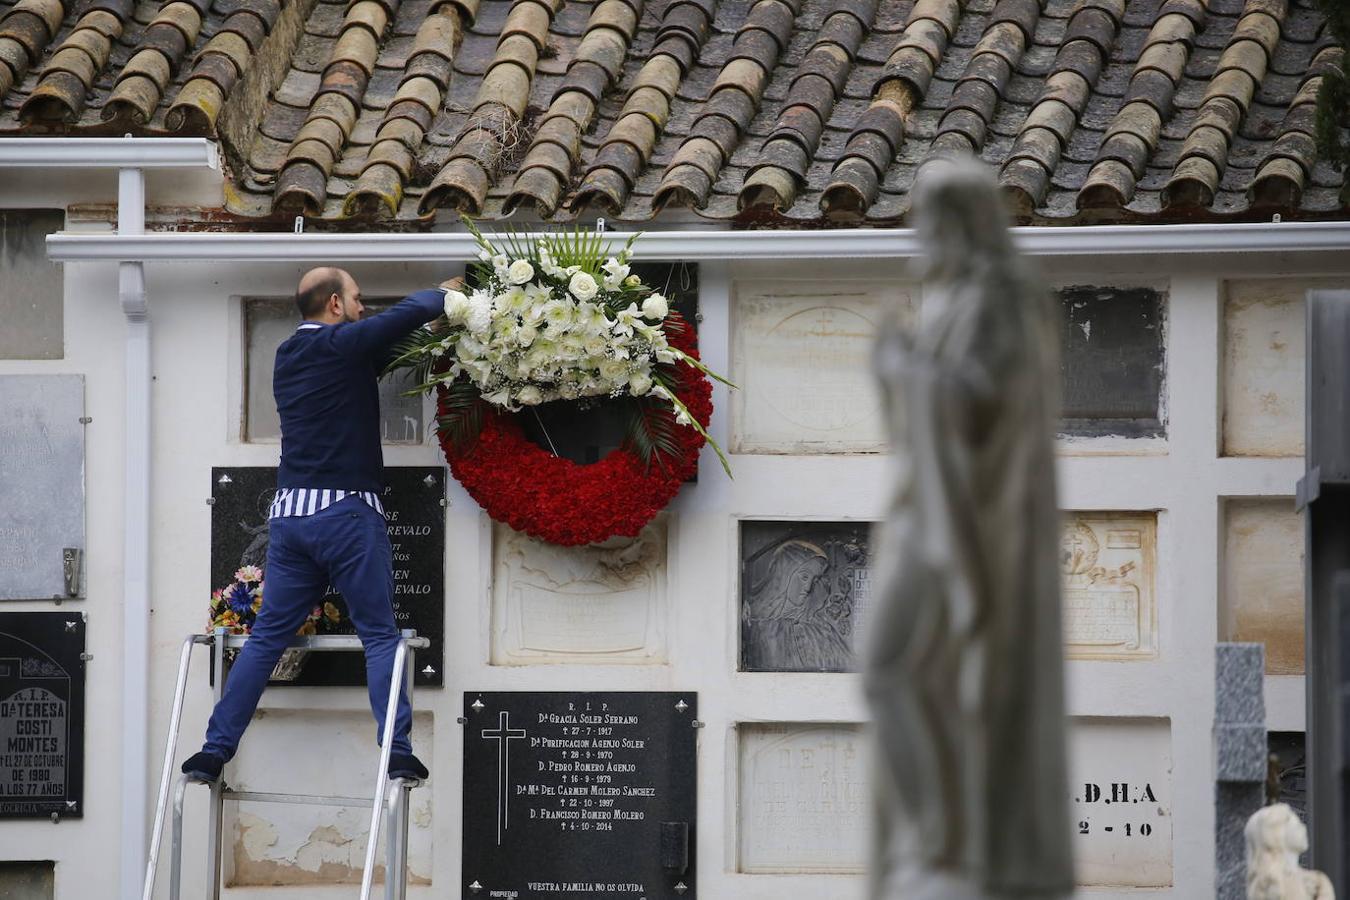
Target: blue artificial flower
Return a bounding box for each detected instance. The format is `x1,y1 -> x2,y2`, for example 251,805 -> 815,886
226,582 -> 254,616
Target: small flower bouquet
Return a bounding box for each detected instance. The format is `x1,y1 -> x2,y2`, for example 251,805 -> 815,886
207,565 -> 345,681
385,219 -> 733,546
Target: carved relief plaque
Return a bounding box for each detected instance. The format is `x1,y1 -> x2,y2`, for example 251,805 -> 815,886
1061,513 -> 1157,660
739,521 -> 869,673
1223,499 -> 1304,675
731,281 -> 916,454
491,520 -> 668,665
737,723 -> 866,873
1069,718 -> 1173,887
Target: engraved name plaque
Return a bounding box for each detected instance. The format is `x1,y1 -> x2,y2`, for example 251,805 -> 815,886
209,467 -> 445,686
0,375 -> 85,601
1061,513 -> 1158,660
0,613 -> 86,819
462,691 -> 697,899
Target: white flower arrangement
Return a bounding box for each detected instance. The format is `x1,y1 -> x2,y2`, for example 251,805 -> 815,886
389,220 -> 733,475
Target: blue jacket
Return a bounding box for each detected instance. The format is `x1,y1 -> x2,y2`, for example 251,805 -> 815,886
274,288 -> 445,492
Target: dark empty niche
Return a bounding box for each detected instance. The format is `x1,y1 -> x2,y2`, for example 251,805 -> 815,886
1057,285 -> 1167,439
0,861 -> 55,899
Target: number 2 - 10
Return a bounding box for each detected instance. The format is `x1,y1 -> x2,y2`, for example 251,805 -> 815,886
1078,821 -> 1153,836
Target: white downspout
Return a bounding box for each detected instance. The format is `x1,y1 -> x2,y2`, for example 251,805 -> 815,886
117,165 -> 151,900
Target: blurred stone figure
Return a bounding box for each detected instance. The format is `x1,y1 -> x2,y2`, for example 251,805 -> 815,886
864,158 -> 1074,900
1245,804 -> 1334,900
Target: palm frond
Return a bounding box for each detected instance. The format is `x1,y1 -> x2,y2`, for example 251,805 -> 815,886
623,396 -> 683,473
384,324 -> 447,388
435,378 -> 488,452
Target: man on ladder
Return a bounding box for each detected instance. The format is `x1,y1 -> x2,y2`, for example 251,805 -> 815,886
182,267 -> 454,784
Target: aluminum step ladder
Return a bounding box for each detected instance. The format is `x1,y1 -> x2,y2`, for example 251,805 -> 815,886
141,627 -> 430,900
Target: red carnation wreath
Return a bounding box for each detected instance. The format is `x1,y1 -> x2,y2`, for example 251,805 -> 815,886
436,315 -> 712,546
387,220 -> 732,546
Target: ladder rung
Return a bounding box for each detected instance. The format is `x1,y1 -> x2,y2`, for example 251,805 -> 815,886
222,789 -> 374,808
219,633 -> 430,652
220,778 -> 420,809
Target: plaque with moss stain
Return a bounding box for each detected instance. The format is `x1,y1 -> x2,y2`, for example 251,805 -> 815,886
209,467 -> 445,687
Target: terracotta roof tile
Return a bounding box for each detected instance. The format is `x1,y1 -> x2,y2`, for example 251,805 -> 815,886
0,0 -> 1342,225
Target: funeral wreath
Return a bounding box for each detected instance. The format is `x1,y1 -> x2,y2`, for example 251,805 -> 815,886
387,220 -> 732,546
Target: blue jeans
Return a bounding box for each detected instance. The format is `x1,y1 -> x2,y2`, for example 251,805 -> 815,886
203,495 -> 413,759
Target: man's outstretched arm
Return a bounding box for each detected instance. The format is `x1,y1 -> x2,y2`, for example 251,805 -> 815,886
332,287 -> 447,360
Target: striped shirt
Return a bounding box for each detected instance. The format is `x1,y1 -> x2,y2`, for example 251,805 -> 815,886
268,487 -> 385,520
268,322 -> 386,521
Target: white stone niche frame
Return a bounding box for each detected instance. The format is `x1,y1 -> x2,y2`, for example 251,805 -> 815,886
488,516 -> 671,666
729,277 -> 920,455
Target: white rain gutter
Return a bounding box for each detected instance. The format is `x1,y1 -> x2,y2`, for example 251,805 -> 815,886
46,218 -> 1350,262
0,137 -> 219,900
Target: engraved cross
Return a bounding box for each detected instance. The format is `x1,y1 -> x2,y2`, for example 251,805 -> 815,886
482,711 -> 526,846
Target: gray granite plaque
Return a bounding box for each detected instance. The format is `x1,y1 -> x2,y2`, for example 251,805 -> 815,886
0,376 -> 85,600
739,521 -> 870,673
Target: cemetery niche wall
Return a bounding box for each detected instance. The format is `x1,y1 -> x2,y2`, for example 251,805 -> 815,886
209,466 -> 445,686
461,691 -> 696,899
0,613 -> 85,819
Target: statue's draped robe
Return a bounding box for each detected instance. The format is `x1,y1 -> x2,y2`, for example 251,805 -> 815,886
866,275 -> 1074,897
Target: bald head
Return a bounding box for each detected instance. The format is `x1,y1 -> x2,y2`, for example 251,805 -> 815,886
295,267 -> 356,319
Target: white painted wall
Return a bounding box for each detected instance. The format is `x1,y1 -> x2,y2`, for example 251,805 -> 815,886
1,202 -> 1347,899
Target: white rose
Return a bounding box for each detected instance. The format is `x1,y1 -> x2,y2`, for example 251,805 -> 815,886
628,372 -> 652,395
641,292 -> 669,320
507,259 -> 535,285
599,358 -> 629,384
442,289 -> 470,325
517,324 -> 539,348
624,274 -> 641,287
516,385 -> 543,406
583,334 -> 608,356
568,272 -> 598,301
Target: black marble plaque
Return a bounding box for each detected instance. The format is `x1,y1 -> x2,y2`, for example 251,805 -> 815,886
0,613 -> 85,819
1058,285 -> 1166,438
740,521 -> 870,673
462,691 -> 697,899
209,466 -> 445,686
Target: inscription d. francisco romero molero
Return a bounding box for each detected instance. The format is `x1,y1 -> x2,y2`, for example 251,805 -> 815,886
463,692 -> 697,898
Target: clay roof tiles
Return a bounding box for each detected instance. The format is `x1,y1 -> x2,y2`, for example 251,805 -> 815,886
0,0 -> 1343,226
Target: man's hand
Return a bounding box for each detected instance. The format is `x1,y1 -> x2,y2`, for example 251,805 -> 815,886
439,275 -> 465,293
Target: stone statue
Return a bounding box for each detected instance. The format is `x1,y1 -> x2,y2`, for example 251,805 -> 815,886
1246,804 -> 1334,900
864,157 -> 1074,900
